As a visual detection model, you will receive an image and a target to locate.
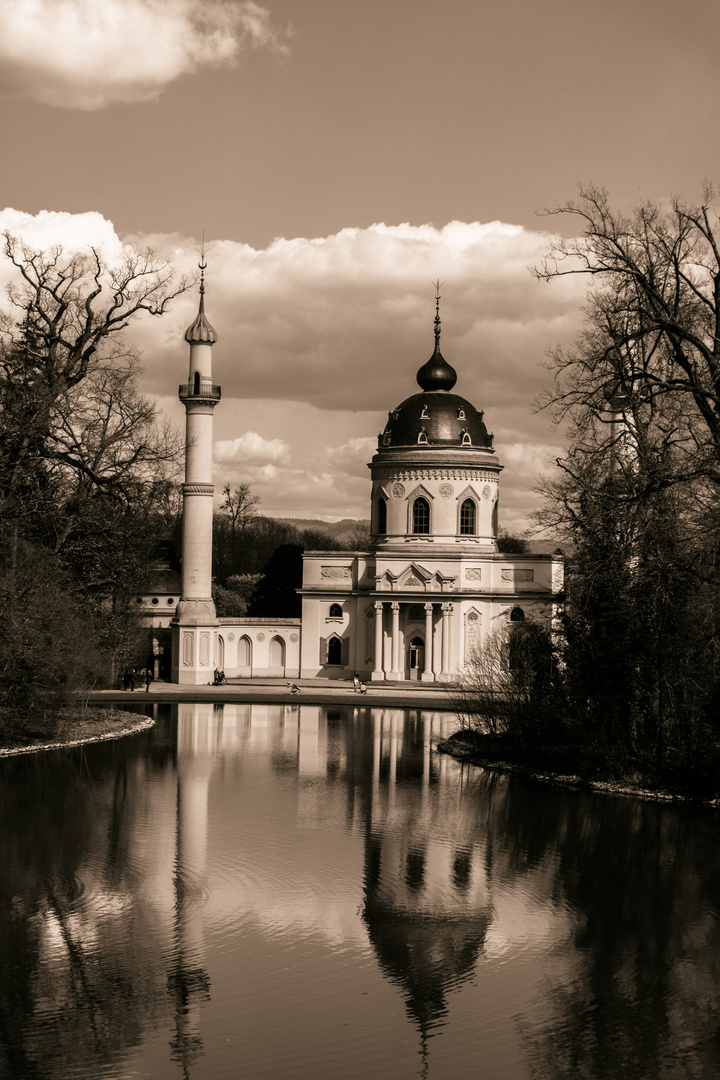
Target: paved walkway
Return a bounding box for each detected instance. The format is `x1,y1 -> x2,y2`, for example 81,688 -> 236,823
88,677 -> 460,711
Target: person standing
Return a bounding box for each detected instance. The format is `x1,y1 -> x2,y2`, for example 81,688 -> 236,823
145,667 -> 153,693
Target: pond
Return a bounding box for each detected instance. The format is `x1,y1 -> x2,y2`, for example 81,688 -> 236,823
1,703 -> 719,1080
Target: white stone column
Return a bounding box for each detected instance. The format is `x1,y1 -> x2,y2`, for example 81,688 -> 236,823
389,601 -> 402,680
422,602 -> 435,682
440,602 -> 453,677
172,279 -> 220,685
372,601 -> 385,681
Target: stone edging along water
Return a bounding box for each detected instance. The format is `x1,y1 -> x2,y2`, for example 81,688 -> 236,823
0,715 -> 156,758
437,737 -> 720,809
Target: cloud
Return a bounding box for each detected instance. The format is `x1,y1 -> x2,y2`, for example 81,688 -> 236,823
0,208 -> 587,525
133,219 -> 586,421
321,437 -> 377,480
214,432 -> 290,467
0,0 -> 288,110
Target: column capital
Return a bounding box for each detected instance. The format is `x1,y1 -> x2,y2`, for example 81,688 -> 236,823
442,602 -> 454,614
391,601 -> 401,612
424,601 -> 434,612
374,600 -> 385,612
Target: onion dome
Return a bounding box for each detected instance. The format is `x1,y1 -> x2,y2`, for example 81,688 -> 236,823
378,289 -> 492,450
380,392 -> 492,448
185,259 -> 217,345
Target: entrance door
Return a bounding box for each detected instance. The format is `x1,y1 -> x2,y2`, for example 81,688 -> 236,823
408,637 -> 424,681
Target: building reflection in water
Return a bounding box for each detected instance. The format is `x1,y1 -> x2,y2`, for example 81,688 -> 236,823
165,703 -> 483,1077
361,709 -> 490,1077
6,701 -> 716,1079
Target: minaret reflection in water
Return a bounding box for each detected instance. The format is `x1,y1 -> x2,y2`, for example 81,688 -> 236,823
169,704 -> 216,1077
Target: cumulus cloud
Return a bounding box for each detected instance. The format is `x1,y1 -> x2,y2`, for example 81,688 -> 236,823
0,208 -> 588,525
0,0 -> 288,110
133,219 -> 587,421
214,431 -> 290,467
322,437 -> 377,480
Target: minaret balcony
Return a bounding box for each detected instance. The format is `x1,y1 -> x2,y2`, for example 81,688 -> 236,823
179,382 -> 222,402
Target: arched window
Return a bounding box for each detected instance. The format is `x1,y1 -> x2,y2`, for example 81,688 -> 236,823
460,498 -> 476,535
193,371 -> 200,395
327,636 -> 342,665
413,497 -> 430,534
329,603 -> 342,618
269,636 -> 286,667
377,497 -> 387,534
238,635 -> 252,667
510,606 -> 525,622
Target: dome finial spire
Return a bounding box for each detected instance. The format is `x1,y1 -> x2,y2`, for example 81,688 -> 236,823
433,278 -> 444,350
415,280 -> 456,391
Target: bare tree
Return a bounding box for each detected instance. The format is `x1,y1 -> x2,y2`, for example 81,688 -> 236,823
534,185 -> 720,496
0,233 -> 187,522
220,483 -> 260,533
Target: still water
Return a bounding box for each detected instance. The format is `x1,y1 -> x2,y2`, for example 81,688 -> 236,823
1,703 -> 719,1080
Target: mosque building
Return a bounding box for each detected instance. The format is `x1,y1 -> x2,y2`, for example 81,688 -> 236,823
170,278 -> 563,684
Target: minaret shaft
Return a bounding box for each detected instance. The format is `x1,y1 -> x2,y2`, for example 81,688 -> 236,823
172,268 -> 221,684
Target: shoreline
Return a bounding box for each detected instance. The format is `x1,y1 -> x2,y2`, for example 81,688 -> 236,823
0,710 -> 156,758
438,734 -> 720,809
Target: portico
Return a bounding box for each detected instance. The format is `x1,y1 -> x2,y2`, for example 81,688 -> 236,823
371,598 -> 454,682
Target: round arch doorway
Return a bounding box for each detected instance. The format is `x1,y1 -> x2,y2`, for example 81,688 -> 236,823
408,636 -> 425,681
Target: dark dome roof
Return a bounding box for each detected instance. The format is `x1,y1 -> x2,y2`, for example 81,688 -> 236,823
416,342 -> 457,392
381,391 -> 492,449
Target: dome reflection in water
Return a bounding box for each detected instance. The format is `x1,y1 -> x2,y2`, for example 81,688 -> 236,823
1,703 -> 719,1080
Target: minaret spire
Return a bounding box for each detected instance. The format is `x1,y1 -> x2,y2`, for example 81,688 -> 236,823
185,247 -> 217,345
173,245 -> 222,684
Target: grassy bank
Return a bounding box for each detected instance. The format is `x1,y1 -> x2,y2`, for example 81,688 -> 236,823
438,729 -> 720,807
0,707 -> 154,756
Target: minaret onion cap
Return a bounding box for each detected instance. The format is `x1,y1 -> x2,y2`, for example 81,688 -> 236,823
185,258 -> 217,345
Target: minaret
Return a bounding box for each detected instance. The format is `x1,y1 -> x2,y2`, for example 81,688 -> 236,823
172,258 -> 222,684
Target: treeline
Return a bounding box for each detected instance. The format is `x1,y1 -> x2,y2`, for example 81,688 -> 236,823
0,236 -> 187,735
209,484 -> 370,618
458,187 -> 720,795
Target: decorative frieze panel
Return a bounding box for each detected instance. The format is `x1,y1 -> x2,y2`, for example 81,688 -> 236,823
176,599 -> 216,620
501,568 -> 534,582
182,631 -> 194,667
321,566 -> 352,579
464,610 -> 480,662
181,483 -> 215,496
465,568 -> 482,581
199,632 -> 211,666
373,468 -> 500,482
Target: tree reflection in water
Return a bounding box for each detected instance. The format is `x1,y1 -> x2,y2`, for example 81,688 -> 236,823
1,703 -> 719,1080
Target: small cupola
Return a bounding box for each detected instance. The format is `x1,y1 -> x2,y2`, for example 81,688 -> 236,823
185,257 -> 217,345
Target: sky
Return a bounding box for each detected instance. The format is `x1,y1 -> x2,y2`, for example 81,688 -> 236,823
1,0 -> 719,530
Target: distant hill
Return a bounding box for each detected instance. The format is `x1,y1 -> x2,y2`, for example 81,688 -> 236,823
276,518 -> 370,545
275,518 -> 562,552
